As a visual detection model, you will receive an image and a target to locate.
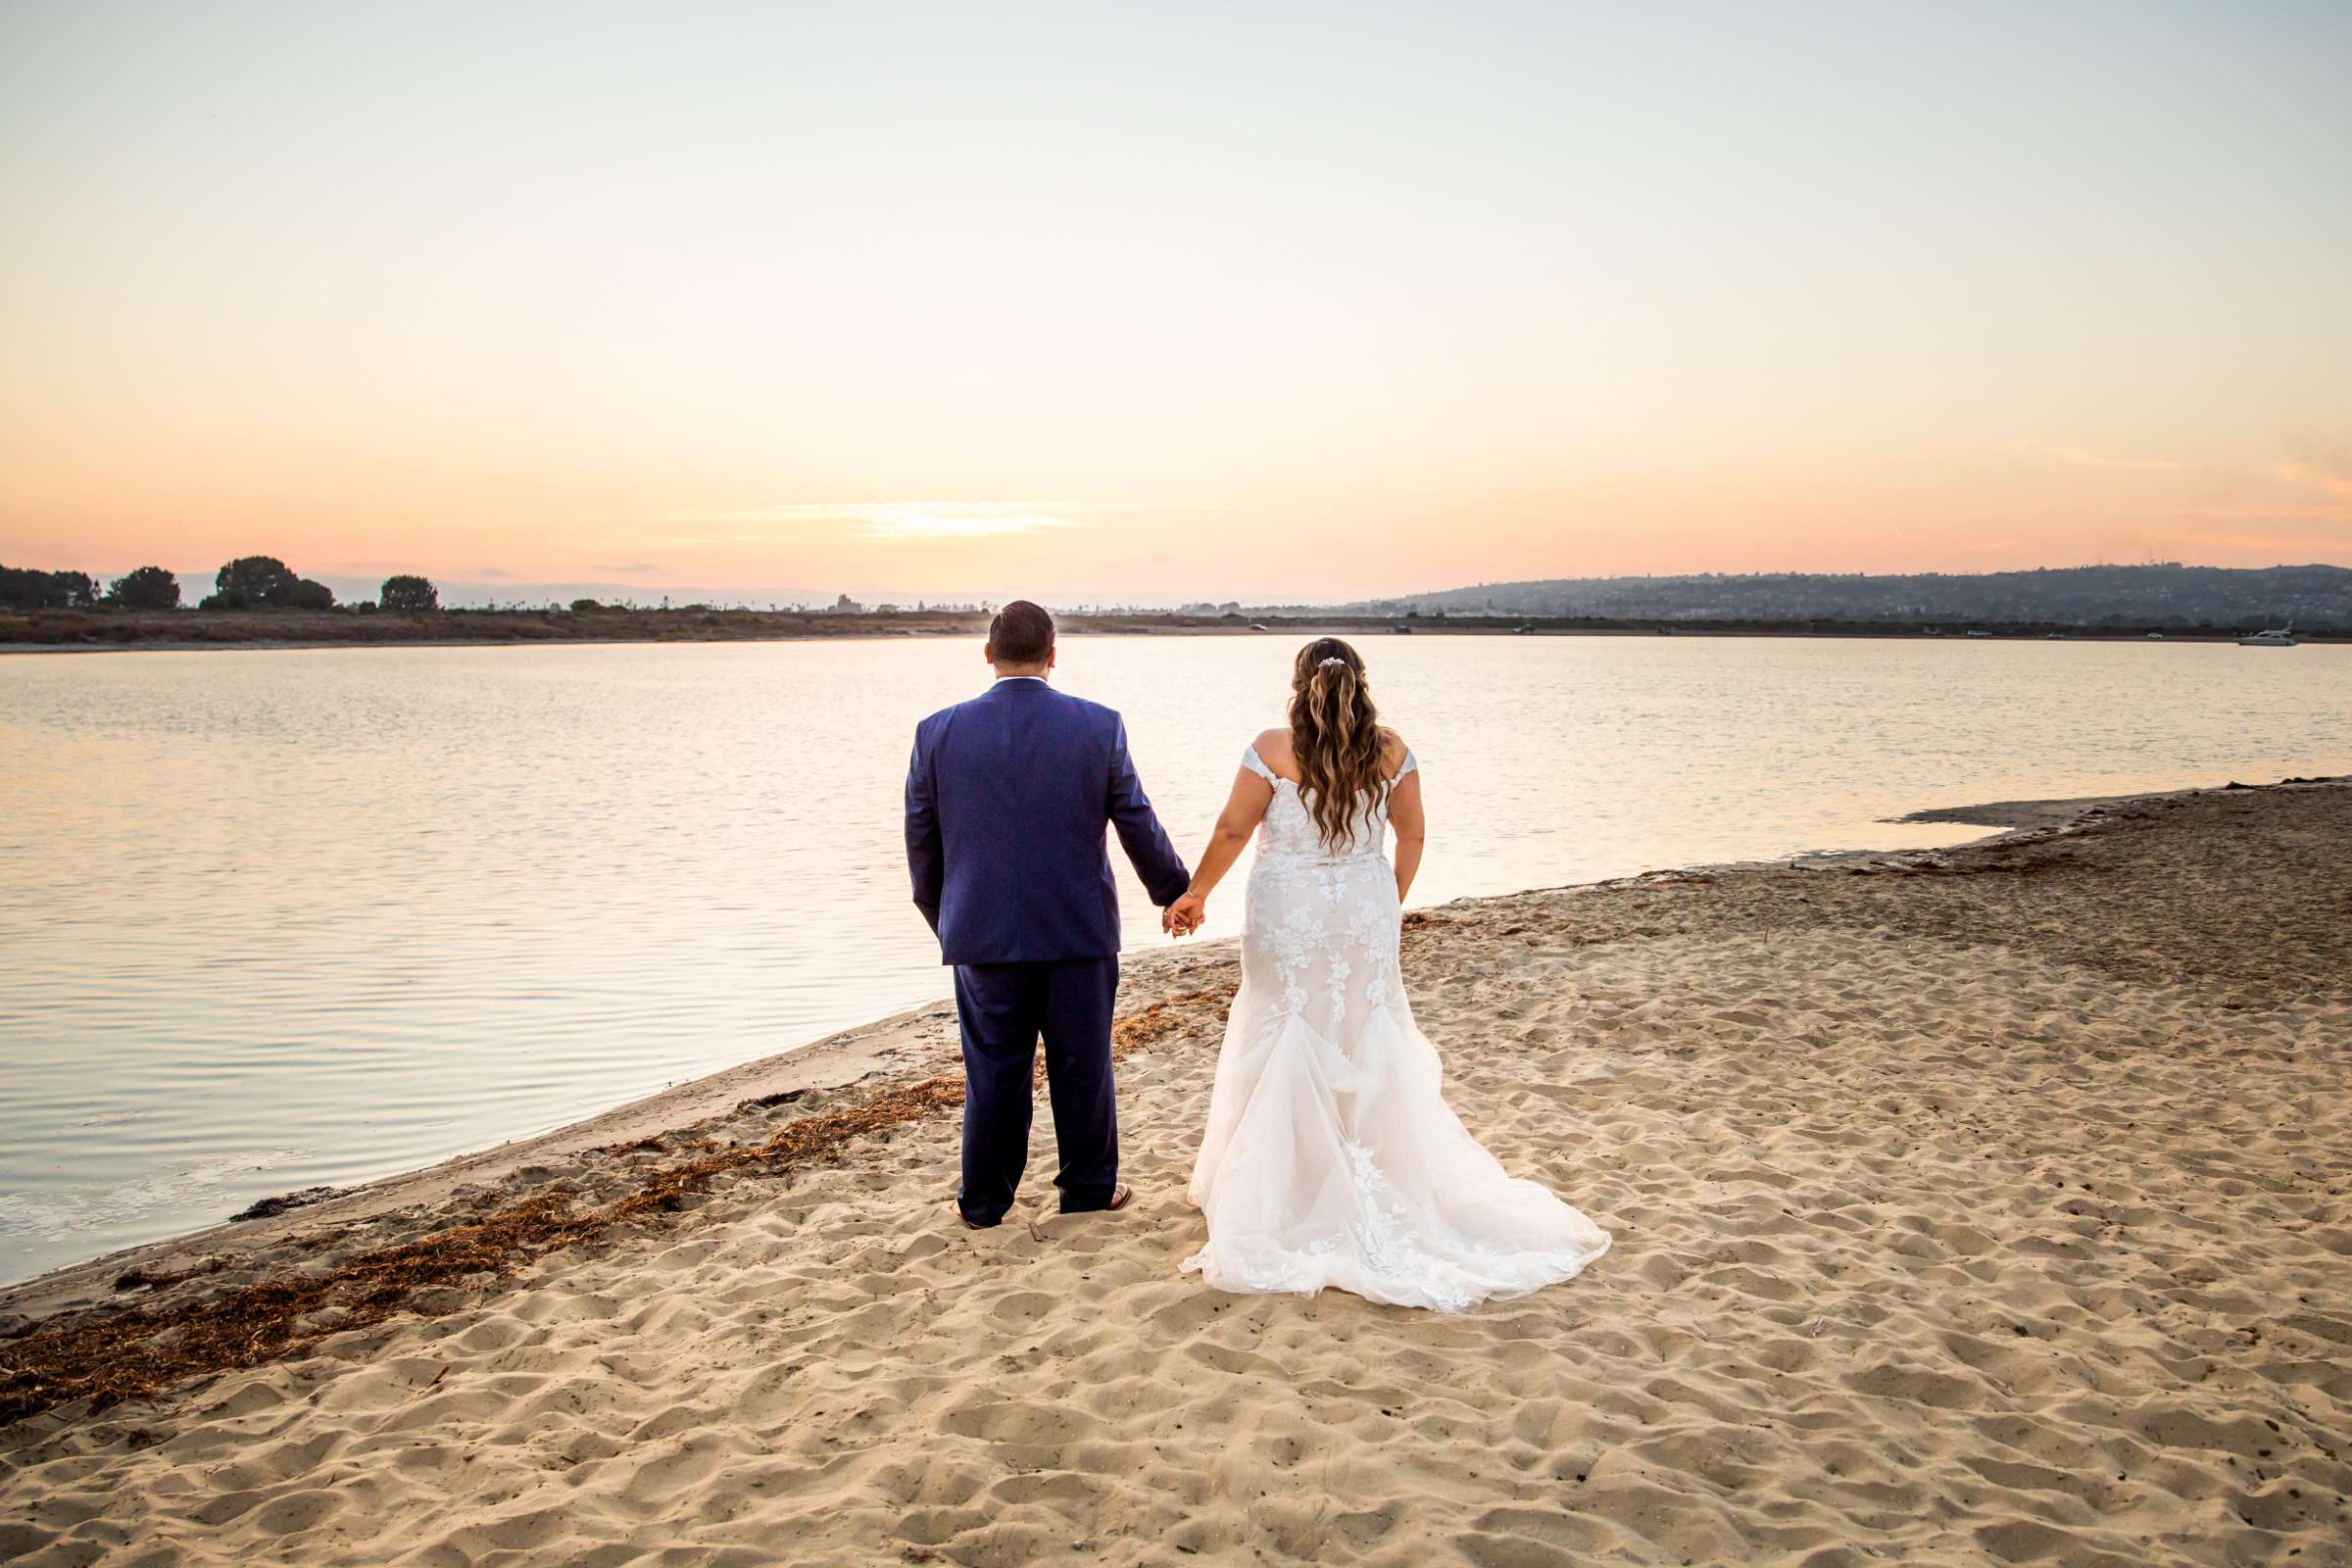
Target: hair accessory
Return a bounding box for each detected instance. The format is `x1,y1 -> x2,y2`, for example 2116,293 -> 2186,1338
1318,656 -> 1347,668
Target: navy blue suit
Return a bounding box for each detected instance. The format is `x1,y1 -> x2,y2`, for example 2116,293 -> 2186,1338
905,676 -> 1190,1223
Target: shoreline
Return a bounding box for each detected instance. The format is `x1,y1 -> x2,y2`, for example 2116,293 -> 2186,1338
0,998 -> 956,1323
6,769 -> 2333,1324
8,605 -> 2345,657
9,630 -> 2341,659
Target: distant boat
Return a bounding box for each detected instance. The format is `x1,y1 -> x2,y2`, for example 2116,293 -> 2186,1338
1394,624 -> 1414,635
1513,622 -> 1536,635
1964,629 -> 1993,639
2238,623 -> 2298,647
2045,631 -> 2068,640
2147,631 -> 2165,639
1248,622 -> 1270,631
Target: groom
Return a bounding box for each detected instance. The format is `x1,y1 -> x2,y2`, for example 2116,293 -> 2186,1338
904,601 -> 1192,1228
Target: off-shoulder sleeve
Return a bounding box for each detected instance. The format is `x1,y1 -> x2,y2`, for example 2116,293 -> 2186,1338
1241,744 -> 1279,783
1396,747 -> 1418,779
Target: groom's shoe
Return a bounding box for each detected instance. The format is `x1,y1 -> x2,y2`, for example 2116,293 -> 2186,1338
955,1204 -> 1000,1230
1057,1181 -> 1133,1214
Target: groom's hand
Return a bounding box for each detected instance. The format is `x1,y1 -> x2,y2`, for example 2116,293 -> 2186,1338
1165,892 -> 1206,937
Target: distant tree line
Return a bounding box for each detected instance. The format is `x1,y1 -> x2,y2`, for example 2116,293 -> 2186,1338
2,564 -> 180,610
0,566 -> 99,608
110,565 -> 180,609
380,574 -> 438,612
1352,563 -> 2352,629
1,558 -> 440,613
202,555 -> 332,610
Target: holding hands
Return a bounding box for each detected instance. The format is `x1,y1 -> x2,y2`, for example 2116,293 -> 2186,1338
1163,891 -> 1207,938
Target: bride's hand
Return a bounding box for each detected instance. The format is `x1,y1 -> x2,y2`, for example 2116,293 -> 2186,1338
1165,892 -> 1207,937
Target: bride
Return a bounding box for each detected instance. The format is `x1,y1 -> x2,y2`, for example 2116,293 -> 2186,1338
1164,638 -> 1611,1311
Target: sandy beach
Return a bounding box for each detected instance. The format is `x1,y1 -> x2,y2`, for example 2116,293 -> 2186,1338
2,779 -> 2347,1566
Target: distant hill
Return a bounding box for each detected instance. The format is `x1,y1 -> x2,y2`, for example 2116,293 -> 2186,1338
1343,564 -> 2350,629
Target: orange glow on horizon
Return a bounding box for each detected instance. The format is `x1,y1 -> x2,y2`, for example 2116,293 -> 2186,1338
3,6 -> 2345,600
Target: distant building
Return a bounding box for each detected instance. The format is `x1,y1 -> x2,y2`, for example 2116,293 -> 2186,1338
833,594 -> 864,614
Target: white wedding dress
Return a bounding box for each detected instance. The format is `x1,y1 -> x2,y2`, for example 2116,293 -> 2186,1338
1180,744 -> 1611,1311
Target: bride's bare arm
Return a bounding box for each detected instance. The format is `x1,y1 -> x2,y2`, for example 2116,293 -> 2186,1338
1387,737 -> 1425,904
1166,762 -> 1273,933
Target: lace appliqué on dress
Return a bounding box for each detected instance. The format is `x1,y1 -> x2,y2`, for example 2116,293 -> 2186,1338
1182,741 -> 1610,1312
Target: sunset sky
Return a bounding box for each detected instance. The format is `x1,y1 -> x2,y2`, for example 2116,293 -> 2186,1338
3,2 -> 2346,605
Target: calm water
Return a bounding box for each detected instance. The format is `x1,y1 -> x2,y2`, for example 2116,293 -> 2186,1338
2,635 -> 2346,1283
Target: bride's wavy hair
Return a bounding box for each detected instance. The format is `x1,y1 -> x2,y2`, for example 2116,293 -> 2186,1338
1288,637 -> 1389,853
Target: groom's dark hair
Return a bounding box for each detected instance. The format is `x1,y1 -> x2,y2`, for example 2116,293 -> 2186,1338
988,600 -> 1054,665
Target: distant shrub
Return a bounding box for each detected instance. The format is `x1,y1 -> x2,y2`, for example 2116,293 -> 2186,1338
352,600 -> 378,613
0,565 -> 99,609
570,598 -> 604,612
106,565 -> 181,609
198,590 -> 247,612
290,578 -> 336,611
380,574 -> 439,612
217,556 -> 300,607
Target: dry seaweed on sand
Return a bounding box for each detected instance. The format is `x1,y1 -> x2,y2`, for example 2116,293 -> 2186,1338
0,986 -> 1233,1427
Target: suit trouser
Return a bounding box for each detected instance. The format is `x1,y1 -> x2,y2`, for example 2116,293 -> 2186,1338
952,956 -> 1120,1224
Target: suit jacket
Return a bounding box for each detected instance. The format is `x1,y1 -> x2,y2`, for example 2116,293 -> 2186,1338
905,677 -> 1191,965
